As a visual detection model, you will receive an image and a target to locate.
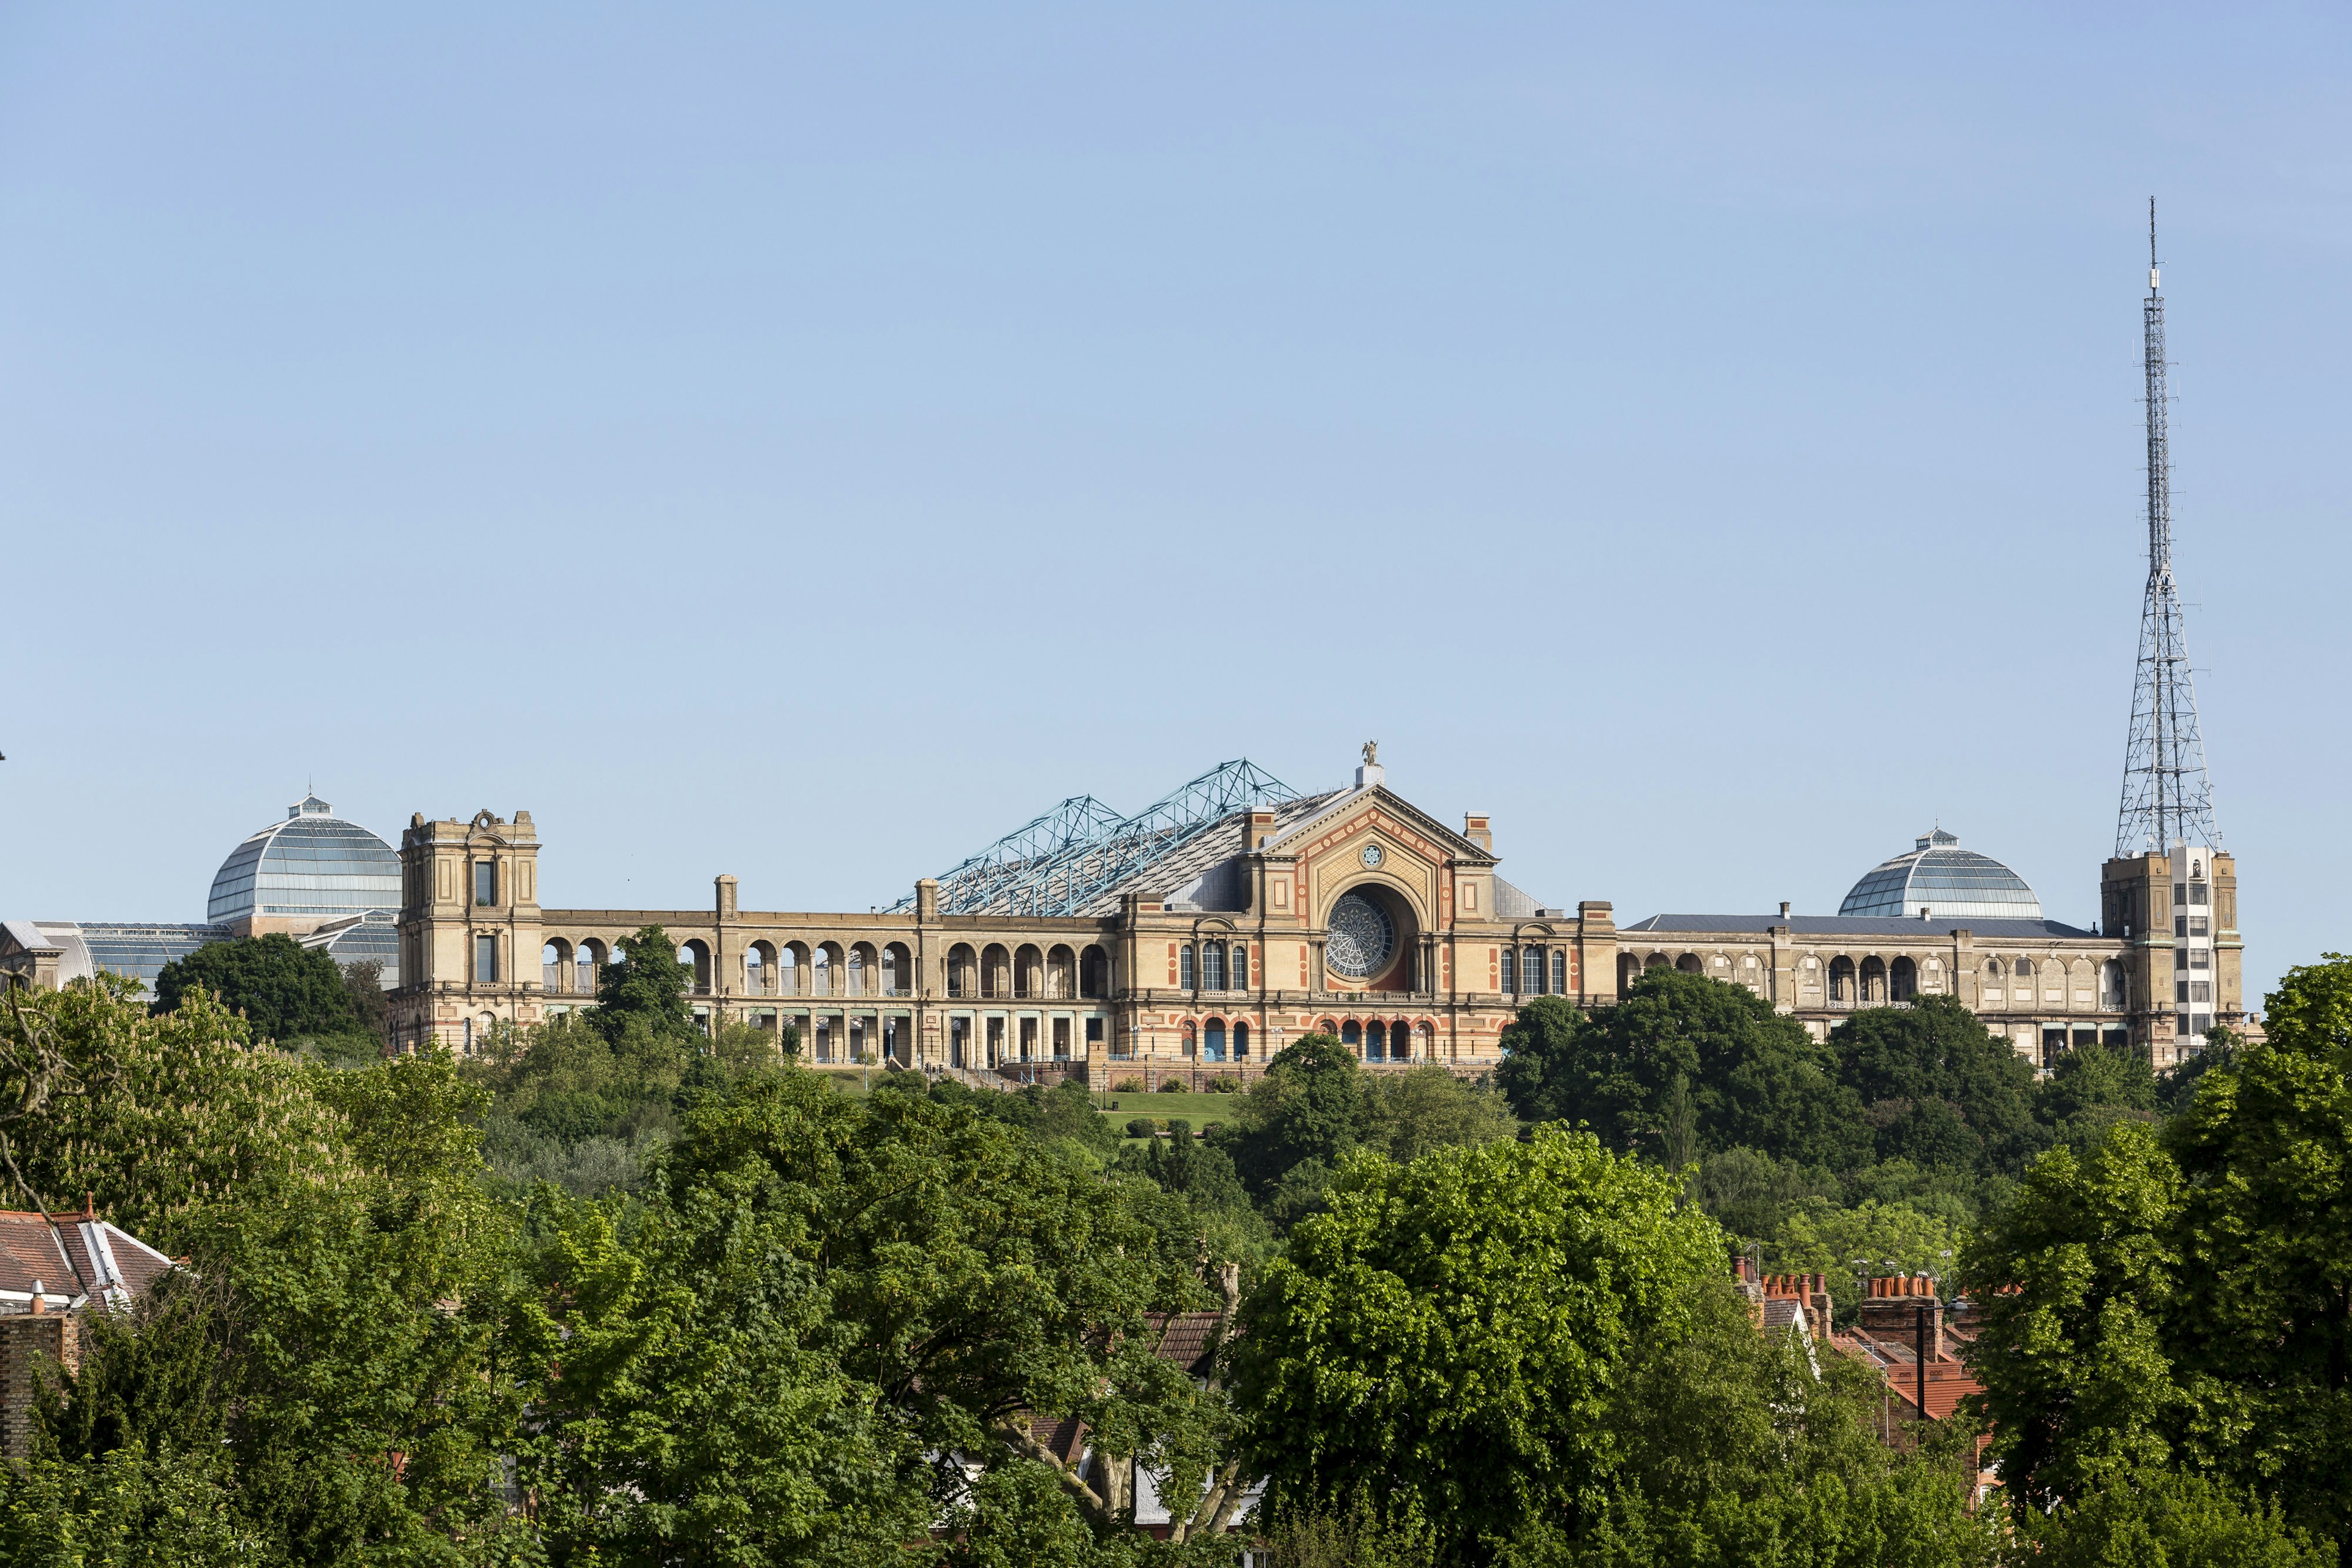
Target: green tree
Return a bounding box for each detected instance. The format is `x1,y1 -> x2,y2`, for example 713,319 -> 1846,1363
339,958 -> 390,1055
1362,1064 -> 1516,1164
1220,1035 -> 1368,1196
1497,975 -> 1864,1169
594,924 -> 697,1042
1494,1276 -> 1999,1567
2014,1469 -> 2329,1568
517,1067 -> 1242,1557
154,933 -> 360,1046
0,976 -> 345,1238
1833,995 -> 2048,1175
1227,1125 -> 1722,1562
2037,1041 -> 2159,1154
1964,955 -> 2352,1551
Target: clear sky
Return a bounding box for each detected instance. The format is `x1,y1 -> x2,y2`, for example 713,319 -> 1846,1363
4,4 -> 2346,1004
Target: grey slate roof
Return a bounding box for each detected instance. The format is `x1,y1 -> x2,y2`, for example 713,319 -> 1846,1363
1622,914 -> 2098,940
1080,790 -> 1344,916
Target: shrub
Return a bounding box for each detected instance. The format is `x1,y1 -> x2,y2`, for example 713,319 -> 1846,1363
1125,1117 -> 1156,1139
1112,1077 -> 1145,1093
1166,1119 -> 1191,1140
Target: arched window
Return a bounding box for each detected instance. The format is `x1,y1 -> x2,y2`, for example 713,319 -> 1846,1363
880,945 -> 900,997
1079,946 -> 1109,998
1204,1020 -> 1227,1062
1341,1020 -> 1363,1051
813,945 -> 834,996
1829,956 -> 1855,1003
1182,1020 -> 1197,1056
1551,951 -> 1566,994
1233,1021 -> 1250,1059
1524,946 -> 1546,995
1014,944 -> 1042,999
1232,944 -> 1249,992
1890,956 -> 1918,1003
1676,954 -> 1702,974
847,946 -> 867,997
1203,943 -> 1226,991
1180,944 -> 1196,990
1046,946 -> 1076,999
1390,1020 -> 1412,1060
946,944 -> 974,998
981,944 -> 1009,999
1417,1020 -> 1436,1058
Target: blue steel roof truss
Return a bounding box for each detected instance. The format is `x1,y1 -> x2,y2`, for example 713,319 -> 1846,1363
897,760 -> 1303,918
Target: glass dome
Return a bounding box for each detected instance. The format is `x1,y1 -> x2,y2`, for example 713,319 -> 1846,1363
1838,829 -> 2043,922
208,795 -> 401,925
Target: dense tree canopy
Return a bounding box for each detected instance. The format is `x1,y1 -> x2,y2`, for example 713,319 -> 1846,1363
153,933 -> 361,1047
1496,976 -> 1863,1169
1964,954 -> 2352,1554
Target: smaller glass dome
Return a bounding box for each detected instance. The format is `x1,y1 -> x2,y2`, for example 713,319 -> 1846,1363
208,795 -> 401,925
1839,829 -> 2043,922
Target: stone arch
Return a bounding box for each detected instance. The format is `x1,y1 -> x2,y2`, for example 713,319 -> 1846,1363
849,942 -> 876,997
1046,944 -> 1076,999
980,943 -> 1009,1000
1079,944 -> 1110,998
1619,953 -> 1643,993
1014,944 -> 1043,1000
1204,1017 -> 1227,1062
1675,953 -> 1703,974
1829,955 -> 1856,1003
1860,955 -> 1887,1005
815,941 -> 841,996
883,941 -> 911,997
1644,952 -> 1671,971
1182,1019 -> 1198,1057
1233,1020 -> 1251,1060
745,939 -> 777,995
781,941 -> 808,995
2101,959 -> 2127,1009
679,939 -> 712,993
1341,1019 -> 1363,1052
947,943 -> 976,998
1890,956 -> 1918,1003
1417,1020 -> 1436,1060
1389,1020 -> 1412,1060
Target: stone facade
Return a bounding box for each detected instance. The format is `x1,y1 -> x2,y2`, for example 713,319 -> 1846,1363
1618,843 -> 2242,1071
386,763 -> 1621,1080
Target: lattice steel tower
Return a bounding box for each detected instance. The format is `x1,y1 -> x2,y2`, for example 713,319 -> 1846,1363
2114,201 -> 2222,856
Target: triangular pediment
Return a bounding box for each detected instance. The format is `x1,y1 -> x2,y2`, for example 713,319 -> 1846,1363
1260,785 -> 1494,867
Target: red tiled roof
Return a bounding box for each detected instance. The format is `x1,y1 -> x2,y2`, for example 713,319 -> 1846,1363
0,1208 -> 173,1308
1147,1311 -> 1225,1379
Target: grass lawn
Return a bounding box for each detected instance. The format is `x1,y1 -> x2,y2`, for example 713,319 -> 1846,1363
1089,1090 -> 1248,1127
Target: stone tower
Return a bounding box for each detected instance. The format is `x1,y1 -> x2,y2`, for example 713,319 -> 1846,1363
388,809 -> 542,1054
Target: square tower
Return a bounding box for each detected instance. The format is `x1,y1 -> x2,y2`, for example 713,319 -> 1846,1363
388,810 -> 542,1054
2101,844 -> 2239,1067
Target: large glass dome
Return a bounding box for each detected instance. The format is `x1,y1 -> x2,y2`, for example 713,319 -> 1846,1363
1839,829 -> 2043,922
208,795 -> 401,925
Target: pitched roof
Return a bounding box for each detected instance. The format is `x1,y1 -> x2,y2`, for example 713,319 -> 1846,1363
1147,1310 -> 1226,1379
0,1208 -> 173,1312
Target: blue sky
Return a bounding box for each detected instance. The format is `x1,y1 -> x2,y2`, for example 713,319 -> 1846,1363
3,4 -> 2346,1003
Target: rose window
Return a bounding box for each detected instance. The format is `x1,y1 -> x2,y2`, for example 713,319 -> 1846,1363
1325,891 -> 1396,981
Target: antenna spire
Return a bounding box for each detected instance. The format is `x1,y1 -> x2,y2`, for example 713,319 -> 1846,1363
2114,203 -> 2220,856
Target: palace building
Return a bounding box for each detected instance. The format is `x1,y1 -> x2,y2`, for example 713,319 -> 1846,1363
380,748 -> 2242,1079
385,749 -> 1615,1078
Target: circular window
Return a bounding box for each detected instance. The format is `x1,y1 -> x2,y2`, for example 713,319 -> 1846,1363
1326,891 -> 1396,981
1360,843 -> 1384,868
